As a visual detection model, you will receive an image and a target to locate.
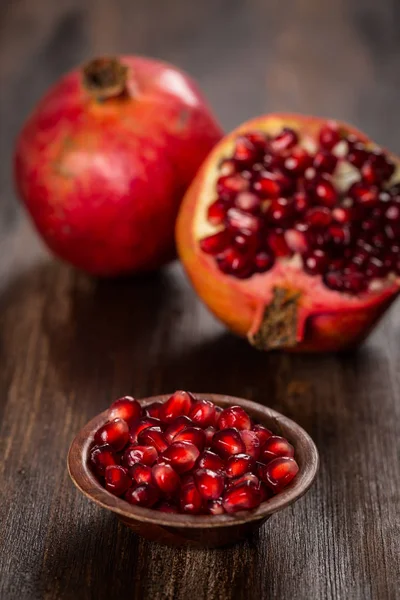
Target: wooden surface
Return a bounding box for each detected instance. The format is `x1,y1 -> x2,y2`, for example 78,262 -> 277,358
1,0 -> 399,598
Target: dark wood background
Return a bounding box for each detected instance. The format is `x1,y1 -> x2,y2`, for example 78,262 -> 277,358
1,0 -> 399,598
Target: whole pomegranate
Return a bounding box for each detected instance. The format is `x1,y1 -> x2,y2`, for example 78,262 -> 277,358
14,56 -> 222,275
176,114 -> 400,352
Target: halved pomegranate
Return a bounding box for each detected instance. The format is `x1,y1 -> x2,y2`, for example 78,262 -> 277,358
176,114 -> 400,351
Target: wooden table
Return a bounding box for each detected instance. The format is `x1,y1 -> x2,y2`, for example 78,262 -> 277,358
1,1 -> 399,598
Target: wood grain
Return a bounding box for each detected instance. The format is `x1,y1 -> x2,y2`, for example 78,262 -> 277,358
0,0 -> 399,598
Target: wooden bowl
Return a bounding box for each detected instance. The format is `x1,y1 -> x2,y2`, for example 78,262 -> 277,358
68,394 -> 319,548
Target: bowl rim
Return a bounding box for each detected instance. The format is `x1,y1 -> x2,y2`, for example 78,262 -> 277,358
68,393 -> 319,528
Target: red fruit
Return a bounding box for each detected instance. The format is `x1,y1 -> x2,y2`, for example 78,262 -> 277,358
207,499 -> 225,515
94,418 -> 129,451
105,465 -> 132,496
259,436 -> 295,463
129,417 -> 161,444
152,463 -> 180,495
15,56 -> 222,276
207,199 -> 229,226
199,230 -> 231,255
258,457 -> 299,491
125,483 -> 159,507
222,481 -> 262,513
204,426 -> 217,446
173,427 -> 206,451
252,424 -> 273,446
227,472 -> 260,490
225,454 -> 255,478
159,391 -> 193,423
137,427 -> 168,453
194,468 -> 225,500
122,445 -> 158,467
217,405 -> 252,430
161,441 -> 200,473
189,399 -> 216,428
179,477 -> 203,514
129,463 -> 153,485
177,113 -> 400,352
196,450 -> 225,472
212,428 -> 246,458
109,396 -> 141,425
145,402 -> 162,419
89,444 -> 117,476
164,415 -> 193,443
240,430 -> 261,459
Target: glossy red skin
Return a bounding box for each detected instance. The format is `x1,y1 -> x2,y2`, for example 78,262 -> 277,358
176,113 -> 400,352
15,56 -> 223,275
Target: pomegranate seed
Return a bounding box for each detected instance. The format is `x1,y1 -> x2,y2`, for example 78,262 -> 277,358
227,472 -> 260,491
125,483 -> 159,507
232,232 -> 259,255
122,445 -> 158,467
366,257 -> 387,279
385,204 -> 400,221
204,426 -> 217,446
343,271 -> 367,294
225,453 -> 255,478
234,191 -> 261,214
189,399 -> 216,427
267,230 -> 293,257
217,174 -> 249,200
385,222 -> 400,240
219,158 -> 237,176
109,396 -> 141,425
217,405 -> 252,430
258,457 -> 299,492
284,147 -> 312,174
270,127 -> 298,152
156,501 -> 179,513
319,122 -> 340,149
105,465 -> 132,496
207,199 -> 229,226
196,450 -> 225,472
332,206 -> 354,224
259,436 -> 295,463
179,477 -> 203,514
293,190 -> 311,213
313,179 -> 338,207
173,426 -> 206,451
362,151 -> 394,184
212,428 -> 246,458
194,468 -> 225,500
129,463 -> 152,485
137,426 -> 168,453
152,463 -> 180,495
207,499 -> 225,515
240,430 -> 261,459
222,481 -> 262,513
348,182 -> 379,207
328,225 -> 351,246
303,249 -> 329,275
252,424 -> 273,446
217,247 -> 253,278
254,171 -> 290,199
94,418 -> 130,451
164,415 -> 193,444
285,229 -> 308,254
161,441 -> 200,474
254,251 -> 275,273
89,444 -> 117,476
347,143 -> 368,168
313,150 -> 338,174
265,197 -> 296,224
244,131 -> 268,149
233,137 -> 260,165
129,417 -> 161,444
305,207 -> 332,228
145,402 -> 162,419
158,391 -> 193,423
226,207 -> 262,234
199,230 -> 231,255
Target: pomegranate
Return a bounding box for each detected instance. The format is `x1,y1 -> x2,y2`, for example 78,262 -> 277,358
15,56 -> 222,276
89,392 -> 300,513
176,114 -> 400,351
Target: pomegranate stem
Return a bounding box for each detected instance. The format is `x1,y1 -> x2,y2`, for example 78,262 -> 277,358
82,57 -> 129,100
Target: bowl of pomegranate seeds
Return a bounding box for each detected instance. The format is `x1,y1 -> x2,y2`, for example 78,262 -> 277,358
68,392 -> 318,547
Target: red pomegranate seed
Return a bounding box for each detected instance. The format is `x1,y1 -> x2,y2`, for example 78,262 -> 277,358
254,171 -> 290,199
217,247 -> 253,278
348,182 -> 379,207
196,450 -> 225,472
362,151 -> 395,184
319,121 -> 340,149
313,150 -> 337,174
145,402 -> 162,419
158,391 -> 193,423
226,207 -> 262,234
225,453 -> 255,478
173,426 -> 206,451
161,441 -> 200,473
385,204 -> 400,221
240,430 -> 261,459
125,483 -> 159,507
226,472 -> 260,491
129,417 -> 161,444
207,199 -> 229,225
270,127 -> 298,152
234,191 -> 261,214
109,396 -> 141,426
129,463 -> 152,485
204,426 -> 217,446
343,271 -> 367,293
233,232 -> 259,255
207,499 -> 225,515
293,190 -> 311,213
313,179 -> 338,207
152,463 -> 180,495
189,399 -> 216,428
94,418 -> 130,451
105,465 -> 132,496
199,230 -> 231,255
328,225 -> 351,246
254,250 -> 275,273
137,426 -> 168,453
212,428 -> 246,458
267,230 -> 293,257
217,405 -> 252,430
303,249 -> 329,275
179,477 -> 203,514
284,147 -> 312,174
259,436 -> 295,463
258,457 -> 299,492
252,424 -> 273,446
332,206 -> 354,224
265,197 -> 296,224
222,481 -> 262,513
89,444 -> 117,476
164,415 -> 193,444
156,501 -> 179,513
305,207 -> 332,227
347,143 -> 368,168
244,131 -> 268,149
217,174 -> 249,199
285,229 -> 308,254
122,445 -> 158,467
233,137 -> 260,165
194,468 -> 225,500
366,257 -> 387,279
219,158 -> 237,176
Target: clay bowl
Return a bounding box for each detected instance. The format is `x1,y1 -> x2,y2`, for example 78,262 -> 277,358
68,393 -> 319,548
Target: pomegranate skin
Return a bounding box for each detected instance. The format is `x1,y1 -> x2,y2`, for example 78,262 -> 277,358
15,56 -> 223,276
176,113 -> 400,352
